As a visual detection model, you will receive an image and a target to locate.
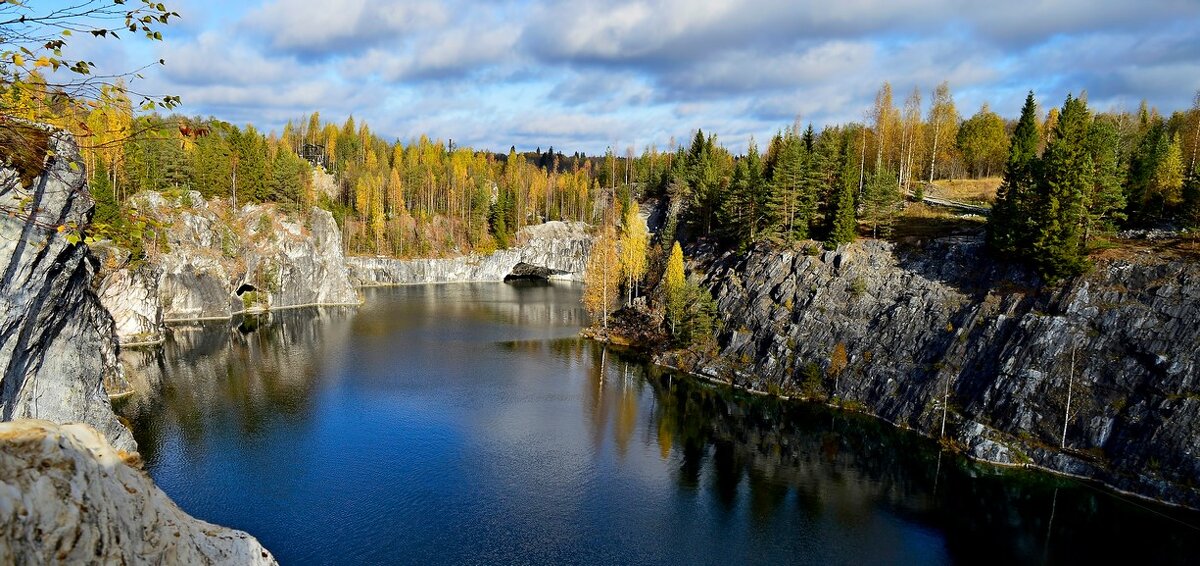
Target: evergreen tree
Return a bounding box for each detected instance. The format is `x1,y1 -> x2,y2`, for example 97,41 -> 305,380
989,91 -> 1041,255
1030,94 -> 1091,282
719,140 -> 765,248
1081,117 -> 1126,241
766,130 -> 813,242
825,133 -> 858,247
860,169 -> 900,238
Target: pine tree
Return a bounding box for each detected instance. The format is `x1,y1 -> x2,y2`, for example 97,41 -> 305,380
989,91 -> 1041,255
1030,94 -> 1091,282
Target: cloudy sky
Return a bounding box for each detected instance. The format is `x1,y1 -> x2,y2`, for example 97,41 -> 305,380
73,0 -> 1200,154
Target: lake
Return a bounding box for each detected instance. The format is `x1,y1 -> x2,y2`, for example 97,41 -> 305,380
116,283 -> 1200,565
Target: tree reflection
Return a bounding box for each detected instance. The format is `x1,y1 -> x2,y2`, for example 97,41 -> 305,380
581,346 -> 1200,565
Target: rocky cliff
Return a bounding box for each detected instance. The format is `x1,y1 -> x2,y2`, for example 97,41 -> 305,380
347,221 -> 592,285
97,191 -> 360,343
1,126 -> 277,562
0,420 -> 276,565
686,236 -> 1200,508
0,126 -> 134,452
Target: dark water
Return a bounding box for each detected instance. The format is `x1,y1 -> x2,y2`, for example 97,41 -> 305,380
116,284 -> 1200,565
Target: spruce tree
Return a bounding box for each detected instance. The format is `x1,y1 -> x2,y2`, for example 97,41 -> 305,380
988,91 -> 1040,255
767,131 -> 809,242
826,165 -> 857,247
1030,95 -> 1091,282
1081,118 -> 1126,241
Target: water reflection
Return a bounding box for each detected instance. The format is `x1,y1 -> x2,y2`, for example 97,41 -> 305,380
115,284 -> 1200,565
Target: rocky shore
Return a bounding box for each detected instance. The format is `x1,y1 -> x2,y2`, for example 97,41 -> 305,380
673,236 -> 1200,508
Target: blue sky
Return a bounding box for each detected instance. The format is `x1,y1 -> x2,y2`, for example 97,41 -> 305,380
64,0 -> 1200,154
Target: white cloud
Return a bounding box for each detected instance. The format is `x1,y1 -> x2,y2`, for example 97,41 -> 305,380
243,0 -> 450,55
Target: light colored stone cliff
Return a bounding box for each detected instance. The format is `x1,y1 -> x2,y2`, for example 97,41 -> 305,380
0,126 -> 134,452
97,191 -> 361,341
0,420 -> 277,565
346,220 -> 592,285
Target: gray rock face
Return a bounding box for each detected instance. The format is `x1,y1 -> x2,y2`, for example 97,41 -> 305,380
0,128 -> 134,453
692,236 -> 1200,507
347,220 -> 592,285
97,191 -> 360,337
0,420 -> 277,565
93,244 -> 164,345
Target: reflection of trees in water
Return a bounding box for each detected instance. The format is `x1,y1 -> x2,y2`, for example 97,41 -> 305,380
360,283 -> 589,330
115,307 -> 357,465
583,346 -> 1200,564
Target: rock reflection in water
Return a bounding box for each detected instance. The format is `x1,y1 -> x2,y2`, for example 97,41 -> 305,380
116,306 -> 357,465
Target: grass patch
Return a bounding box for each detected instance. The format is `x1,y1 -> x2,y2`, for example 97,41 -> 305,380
887,202 -> 986,243
928,177 -> 1001,205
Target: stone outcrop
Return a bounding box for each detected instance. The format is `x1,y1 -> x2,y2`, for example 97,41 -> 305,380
347,221 -> 592,286
0,126 -> 134,453
686,236 -> 1200,508
0,420 -> 277,565
97,191 -> 360,342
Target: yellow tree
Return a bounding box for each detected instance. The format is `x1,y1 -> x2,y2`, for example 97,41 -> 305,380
898,86 -> 923,191
926,81 -> 960,182
662,241 -> 686,335
617,203 -> 648,305
583,222 -> 620,330
871,82 -> 900,172
370,177 -> 385,253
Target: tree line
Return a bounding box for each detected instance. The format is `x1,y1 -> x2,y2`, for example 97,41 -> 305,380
579,84 -> 1200,343
989,91 -> 1200,281
5,80 -> 608,258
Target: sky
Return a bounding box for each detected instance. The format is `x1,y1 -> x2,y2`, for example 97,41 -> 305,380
58,0 -> 1200,154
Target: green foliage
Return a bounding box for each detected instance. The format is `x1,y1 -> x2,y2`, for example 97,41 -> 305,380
799,363 -> 825,399
957,104 -> 1009,178
989,92 -> 1041,255
1030,94 -> 1091,282
1183,168 -> 1200,229
1082,117 -> 1127,238
825,144 -> 858,247
860,169 -> 901,238
766,129 -> 817,242
718,140 -> 766,248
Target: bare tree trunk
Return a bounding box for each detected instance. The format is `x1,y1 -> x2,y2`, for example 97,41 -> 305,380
1061,346 -> 1075,449
929,119 -> 940,184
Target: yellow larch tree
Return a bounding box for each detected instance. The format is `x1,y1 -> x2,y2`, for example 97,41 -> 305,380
583,222 -> 620,330
617,203 -> 649,305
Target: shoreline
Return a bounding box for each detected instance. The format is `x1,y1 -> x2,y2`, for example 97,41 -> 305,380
596,337 -> 1200,514
157,298 -> 365,325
